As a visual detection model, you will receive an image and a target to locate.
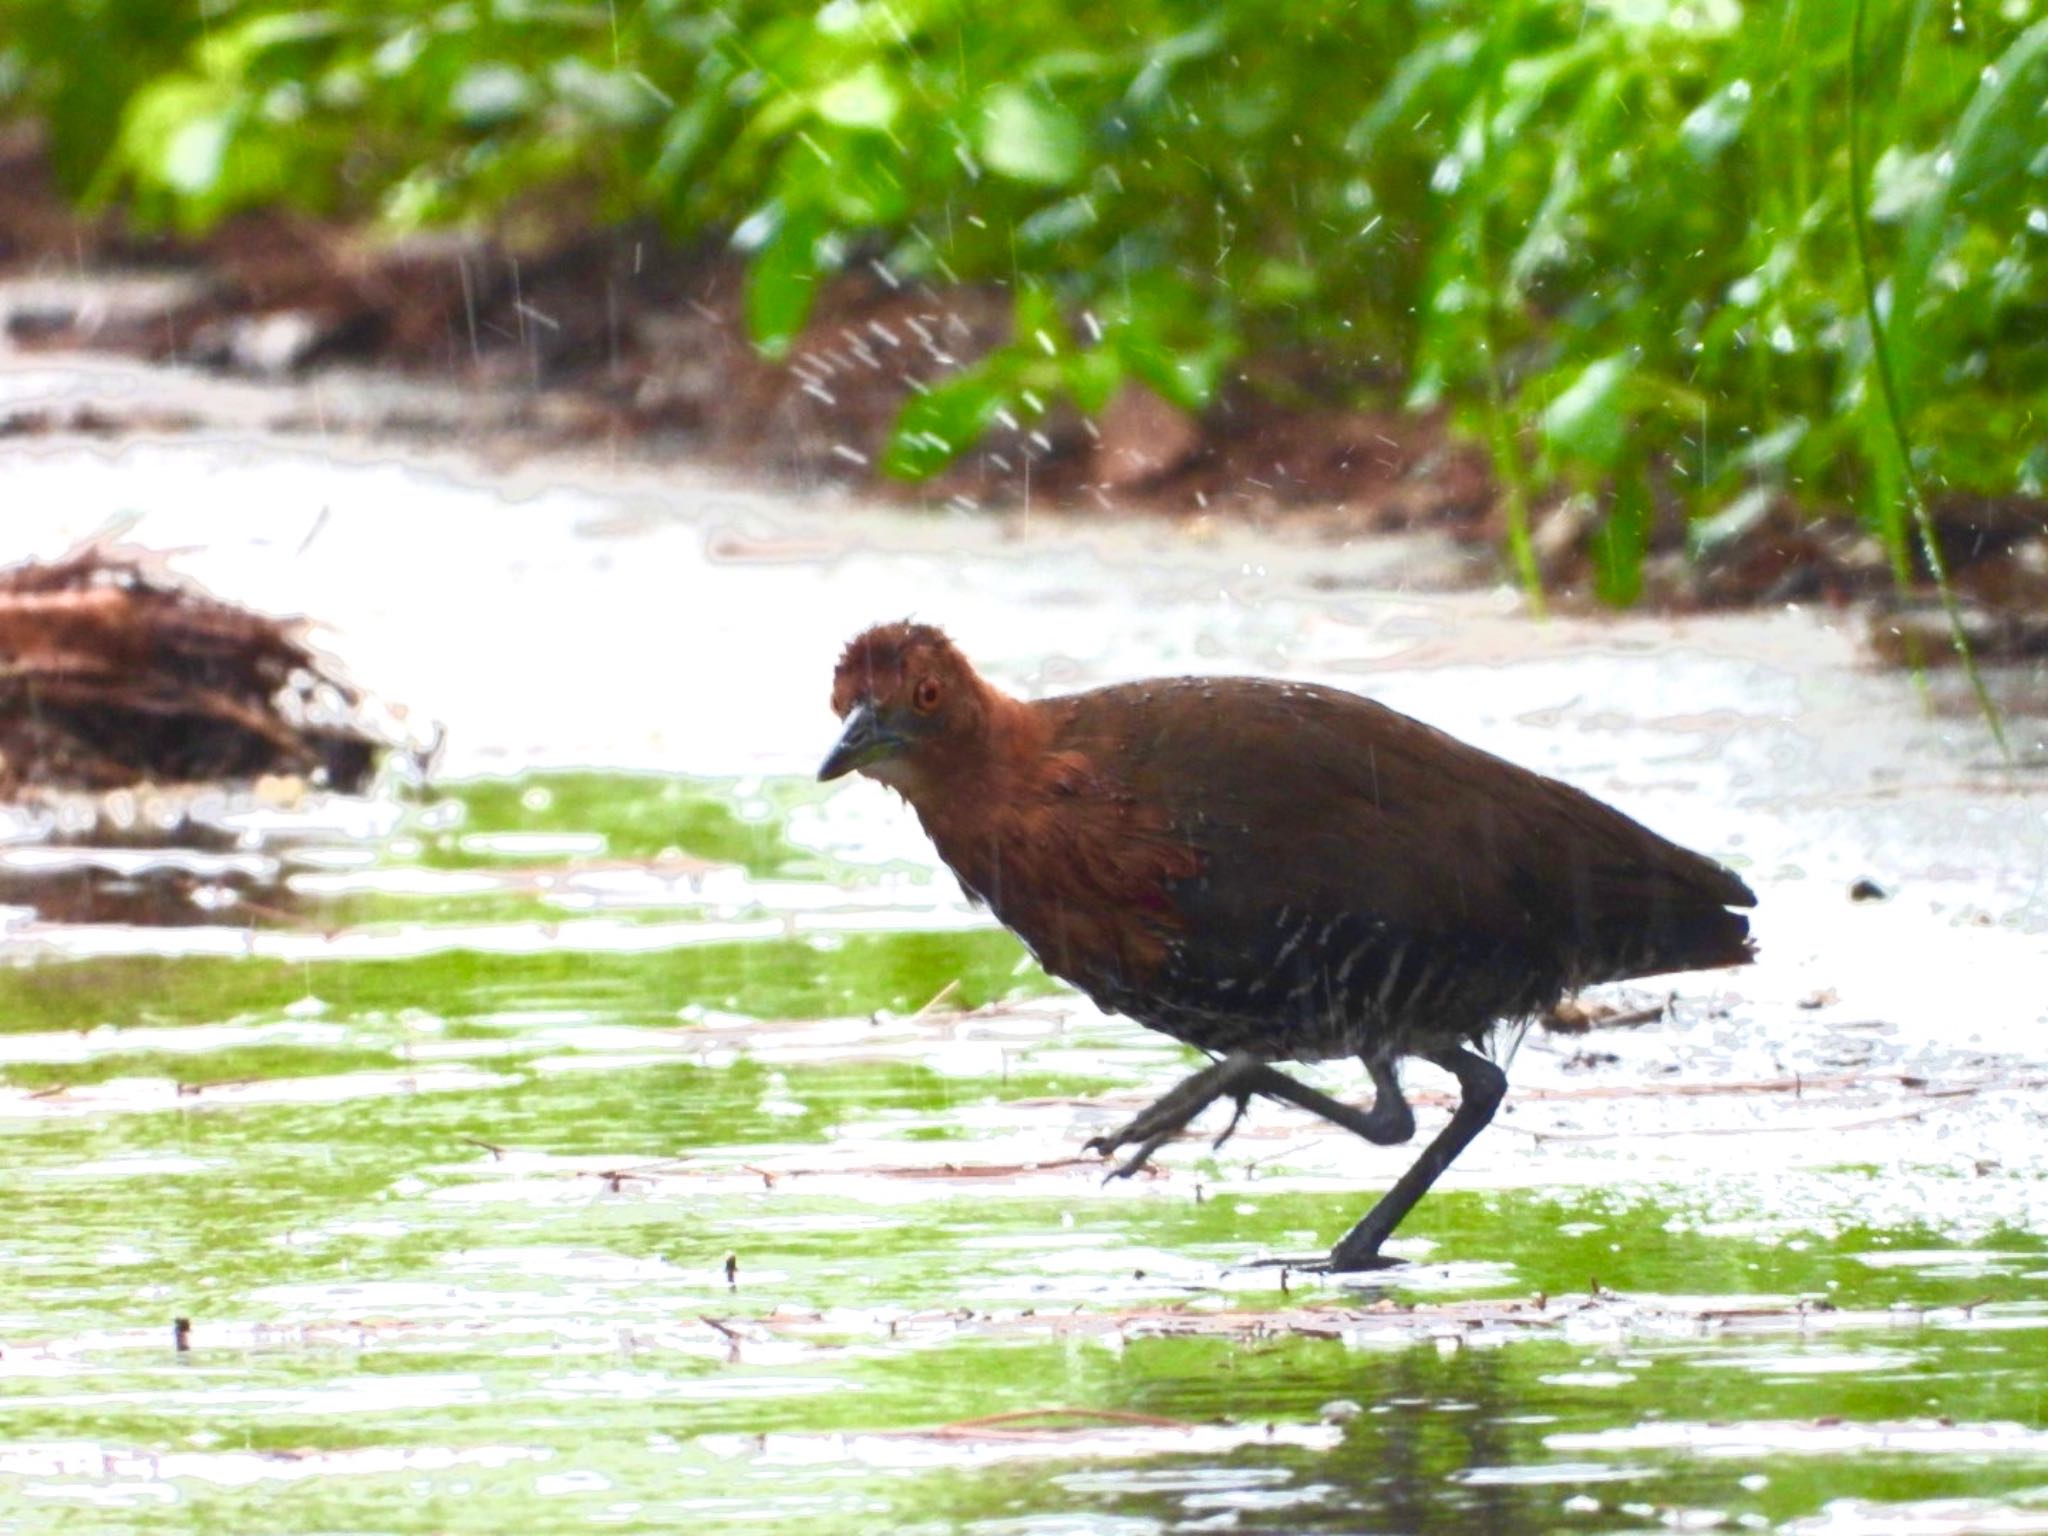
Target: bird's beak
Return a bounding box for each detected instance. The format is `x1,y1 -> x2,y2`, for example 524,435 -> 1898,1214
818,701 -> 906,782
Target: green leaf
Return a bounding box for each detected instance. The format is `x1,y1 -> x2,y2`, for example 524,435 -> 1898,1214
1345,30 -> 1480,156
744,208 -> 824,359
551,59 -> 656,129
448,64 -> 533,128
1592,463 -> 1652,608
1890,16 -> 2048,418
1542,354 -> 1631,472
977,85 -> 1084,186
649,92 -> 724,194
1064,348 -> 1123,415
1247,258 -> 1317,306
198,10 -> 347,77
814,132 -> 909,225
1688,485 -> 1775,556
1126,21 -> 1227,110
815,62 -> 900,132
1115,336 -> 1229,413
1678,78 -> 1751,164
883,367 -> 1010,480
160,110 -> 233,198
1015,193 -> 1098,247
1012,282 -> 1064,352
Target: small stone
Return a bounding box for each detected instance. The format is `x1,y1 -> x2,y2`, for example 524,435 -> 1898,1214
1849,877 -> 1888,902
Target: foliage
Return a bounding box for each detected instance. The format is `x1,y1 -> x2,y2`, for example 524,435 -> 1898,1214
1,0 -> 2043,597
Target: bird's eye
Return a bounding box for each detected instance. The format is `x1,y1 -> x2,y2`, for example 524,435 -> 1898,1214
913,677 -> 942,713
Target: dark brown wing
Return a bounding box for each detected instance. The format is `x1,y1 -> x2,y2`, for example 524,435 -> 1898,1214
1050,677 -> 1752,1055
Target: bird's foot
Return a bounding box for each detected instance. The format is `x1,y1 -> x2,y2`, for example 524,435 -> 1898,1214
1207,1090 -> 1255,1153
1324,1230 -> 1406,1273
1239,1253 -> 1329,1272
1085,1059 -> 1248,1180
1241,1250 -> 1408,1277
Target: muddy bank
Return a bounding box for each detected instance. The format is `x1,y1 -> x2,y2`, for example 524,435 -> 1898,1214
0,125 -> 1486,534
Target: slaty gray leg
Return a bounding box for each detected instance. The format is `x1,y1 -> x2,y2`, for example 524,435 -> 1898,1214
1087,1051 -> 1417,1180
1321,1046 -> 1507,1272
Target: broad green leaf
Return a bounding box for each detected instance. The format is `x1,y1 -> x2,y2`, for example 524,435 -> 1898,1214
1346,30 -> 1480,156
1688,484 -> 1775,555
1868,146 -> 1944,224
1126,20 -> 1227,109
1600,0 -> 1739,34
448,64 -> 533,128
1248,259 -> 1317,306
977,85 -> 1084,186
1679,78 -> 1751,164
1063,348 -> 1123,414
883,367 -> 1009,479
551,59 -> 656,128
745,208 -> 824,359
1119,335 -> 1231,413
649,90 -> 726,194
1593,462 -> 1652,608
197,11 -> 346,76
816,133 -> 909,225
1012,282 -> 1064,352
160,111 -> 233,198
380,168 -> 454,231
114,77 -> 230,195
1015,193 -> 1098,247
815,62 -> 899,132
1542,354 -> 1631,472
1890,16 -> 2048,417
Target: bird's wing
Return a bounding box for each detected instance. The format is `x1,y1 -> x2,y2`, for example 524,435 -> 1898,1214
1060,677 -> 1751,977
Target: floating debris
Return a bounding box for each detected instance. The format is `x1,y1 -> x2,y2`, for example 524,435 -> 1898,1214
1542,996 -> 1669,1035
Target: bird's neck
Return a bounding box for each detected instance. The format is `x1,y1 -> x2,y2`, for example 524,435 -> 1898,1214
899,690 -> 1053,872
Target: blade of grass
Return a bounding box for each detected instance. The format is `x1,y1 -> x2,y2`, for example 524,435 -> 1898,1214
1846,0 -> 2008,759
1474,0 -> 1544,614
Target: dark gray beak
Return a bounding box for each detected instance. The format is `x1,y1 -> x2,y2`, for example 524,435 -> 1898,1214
818,701 -> 905,781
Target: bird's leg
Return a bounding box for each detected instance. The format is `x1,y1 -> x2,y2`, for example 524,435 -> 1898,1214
1260,1057 -> 1414,1147
1087,1051 -> 1263,1178
1322,1047 -> 1507,1273
1089,1054 -> 1421,1180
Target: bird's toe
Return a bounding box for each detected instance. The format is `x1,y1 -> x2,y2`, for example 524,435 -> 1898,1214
1240,1250 -> 1409,1277
1085,1101 -> 1198,1162
1208,1090 -> 1254,1152
1101,1131 -> 1178,1182
1323,1236 -> 1408,1273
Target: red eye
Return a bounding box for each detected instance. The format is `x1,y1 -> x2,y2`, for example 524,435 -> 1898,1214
913,677 -> 941,713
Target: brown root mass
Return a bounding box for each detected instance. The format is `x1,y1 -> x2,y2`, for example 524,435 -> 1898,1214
0,547 -> 386,796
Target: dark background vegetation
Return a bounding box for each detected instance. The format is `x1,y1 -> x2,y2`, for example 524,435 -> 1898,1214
1,0 -> 2043,610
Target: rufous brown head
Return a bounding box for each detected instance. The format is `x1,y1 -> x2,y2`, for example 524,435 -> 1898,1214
820,622 -> 990,788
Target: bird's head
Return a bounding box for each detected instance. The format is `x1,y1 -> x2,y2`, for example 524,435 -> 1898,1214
821,622 -> 996,790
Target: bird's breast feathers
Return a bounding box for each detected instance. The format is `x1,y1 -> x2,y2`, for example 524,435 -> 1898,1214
918,752 -> 1201,987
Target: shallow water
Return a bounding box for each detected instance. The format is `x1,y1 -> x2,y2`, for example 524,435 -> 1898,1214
3,382 -> 2048,1533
